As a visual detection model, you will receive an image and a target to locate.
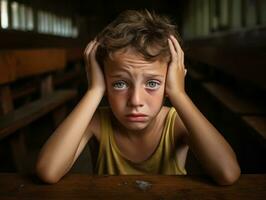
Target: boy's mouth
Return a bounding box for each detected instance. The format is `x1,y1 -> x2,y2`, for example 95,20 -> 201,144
125,114 -> 148,122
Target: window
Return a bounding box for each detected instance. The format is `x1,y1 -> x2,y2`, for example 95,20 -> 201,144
0,0 -> 9,29
11,1 -> 19,29
1,0 -> 79,38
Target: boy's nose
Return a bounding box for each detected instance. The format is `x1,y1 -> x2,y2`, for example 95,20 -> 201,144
127,87 -> 143,107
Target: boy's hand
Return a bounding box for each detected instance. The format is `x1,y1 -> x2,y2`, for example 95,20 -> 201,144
165,35 -> 187,101
84,40 -> 106,93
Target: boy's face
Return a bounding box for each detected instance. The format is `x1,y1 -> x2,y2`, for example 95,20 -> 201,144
104,47 -> 168,131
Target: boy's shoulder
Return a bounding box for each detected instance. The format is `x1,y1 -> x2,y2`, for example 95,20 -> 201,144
161,106 -> 187,139
90,106 -> 112,141
162,105 -> 172,112
160,106 -> 175,119
156,106 -> 172,129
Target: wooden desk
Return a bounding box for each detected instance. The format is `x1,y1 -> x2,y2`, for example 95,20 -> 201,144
0,173 -> 265,199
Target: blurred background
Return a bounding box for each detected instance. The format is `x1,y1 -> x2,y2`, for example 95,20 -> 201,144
0,0 -> 265,175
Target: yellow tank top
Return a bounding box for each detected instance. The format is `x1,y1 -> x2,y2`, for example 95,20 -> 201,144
96,106 -> 187,175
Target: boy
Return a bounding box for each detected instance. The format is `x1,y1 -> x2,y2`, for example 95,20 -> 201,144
36,10 -> 241,185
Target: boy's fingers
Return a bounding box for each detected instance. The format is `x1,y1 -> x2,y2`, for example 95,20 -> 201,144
84,40 -> 97,59
169,37 -> 181,67
84,41 -> 93,54
90,42 -> 99,63
168,39 -> 177,63
84,41 -> 97,81
170,35 -> 185,69
170,35 -> 182,51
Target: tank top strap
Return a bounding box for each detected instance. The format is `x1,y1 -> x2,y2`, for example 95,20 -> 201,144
99,107 -> 111,139
163,107 -> 177,147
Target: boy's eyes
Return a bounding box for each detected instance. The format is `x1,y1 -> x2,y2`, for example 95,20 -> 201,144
112,81 -> 128,90
145,80 -> 160,89
112,80 -> 160,90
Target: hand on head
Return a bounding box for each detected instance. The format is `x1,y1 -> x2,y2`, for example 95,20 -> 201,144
84,40 -> 106,94
165,35 -> 187,100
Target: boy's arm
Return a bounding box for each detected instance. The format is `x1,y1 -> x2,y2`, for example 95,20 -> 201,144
36,40 -> 105,184
166,36 -> 241,185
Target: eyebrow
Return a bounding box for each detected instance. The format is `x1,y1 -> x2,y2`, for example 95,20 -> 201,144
110,73 -> 164,78
144,74 -> 164,78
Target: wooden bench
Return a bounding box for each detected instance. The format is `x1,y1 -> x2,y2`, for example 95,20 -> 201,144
184,28 -> 266,173
201,82 -> 266,140
186,62 -> 266,136
200,82 -> 266,172
0,90 -> 76,140
185,27 -> 266,90
185,62 -> 266,172
202,83 -> 265,115
0,49 -> 78,173
53,48 -> 86,91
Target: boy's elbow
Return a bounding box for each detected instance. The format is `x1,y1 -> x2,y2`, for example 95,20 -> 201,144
35,162 -> 60,184
216,165 -> 241,186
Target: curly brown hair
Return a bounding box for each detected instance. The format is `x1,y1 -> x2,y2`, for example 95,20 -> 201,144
96,9 -> 180,69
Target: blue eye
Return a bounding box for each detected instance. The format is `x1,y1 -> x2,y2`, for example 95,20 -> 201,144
145,80 -> 160,90
112,81 -> 128,90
